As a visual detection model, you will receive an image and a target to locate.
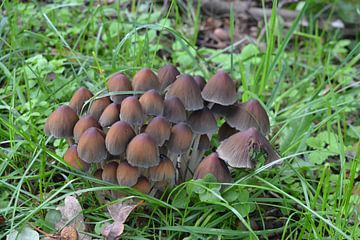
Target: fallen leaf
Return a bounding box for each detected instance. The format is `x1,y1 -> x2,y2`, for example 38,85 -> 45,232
101,222 -> 124,240
61,226 -> 78,240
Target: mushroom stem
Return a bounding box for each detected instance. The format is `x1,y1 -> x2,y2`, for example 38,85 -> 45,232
182,134 -> 200,181
187,149 -> 205,179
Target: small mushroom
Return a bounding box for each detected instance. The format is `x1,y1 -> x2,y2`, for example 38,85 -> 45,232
69,87 -> 93,115
120,96 -> 144,131
63,144 -> 90,171
99,103 -> 121,128
102,161 -> 119,184
240,99 -> 270,135
116,161 -> 140,186
145,116 -> 171,146
133,176 -> 152,194
107,72 -> 132,104
162,96 -> 187,123
105,121 -> 135,156
158,64 -> 180,91
73,115 -> 101,143
187,108 -> 217,135
193,75 -> 206,90
167,122 -> 193,155
126,133 -> 159,168
132,68 -> 160,92
139,89 -> 164,116
77,127 -> 107,163
88,96 -> 111,121
148,155 -> 175,185
216,127 -> 280,169
225,104 -> 263,134
44,105 -> 79,138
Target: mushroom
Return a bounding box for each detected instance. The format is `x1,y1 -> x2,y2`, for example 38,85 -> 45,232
44,105 -> 79,139
193,75 -> 206,90
107,72 -> 132,104
165,74 -> 203,111
157,64 -> 180,91
162,96 -> 187,123
133,176 -> 152,194
216,127 -> 280,168
145,116 -> 171,146
102,161 -> 119,184
73,115 -> 101,143
139,89 -> 164,116
201,70 -> 237,106
116,161 -> 140,187
69,87 -> 93,115
88,96 -> 111,121
148,155 -> 176,188
119,96 -> 144,132
167,122 -> 193,157
126,133 -> 159,168
218,122 -> 238,142
240,99 -> 270,135
77,127 -> 108,163
225,104 -> 264,134
98,103 -> 121,129
63,144 -> 90,171
193,152 -> 232,183
132,68 -> 160,92
105,121 -> 135,156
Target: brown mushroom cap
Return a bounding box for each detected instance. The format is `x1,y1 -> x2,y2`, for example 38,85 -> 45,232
158,64 -> 180,91
99,103 -> 121,128
132,68 -> 160,92
139,89 -> 164,116
216,127 -> 280,168
73,115 -> 101,143
165,74 -> 204,111
88,96 -> 111,121
69,87 -> 93,115
225,104 -> 262,133
193,152 -> 231,183
126,133 -> 159,168
167,122 -> 193,154
148,155 -> 175,184
193,75 -> 206,90
162,96 -> 187,123
120,96 -> 144,127
44,105 -> 79,138
133,176 -> 152,194
145,116 -> 171,146
63,144 -> 90,171
102,161 -> 119,184
107,72 -> 132,104
201,70 -> 237,106
78,127 -> 107,163
188,108 -> 217,134
105,121 -> 135,156
241,99 -> 270,135
218,122 -> 238,142
116,161 -> 140,186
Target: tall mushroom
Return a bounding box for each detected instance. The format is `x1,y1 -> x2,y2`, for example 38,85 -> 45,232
139,89 -> 164,117
126,133 -> 159,168
145,116 -> 171,146
69,87 -> 93,115
162,96 -> 187,124
120,96 -> 144,132
77,127 -> 108,164
107,72 -> 132,104
132,68 -> 160,92
105,121 -> 135,156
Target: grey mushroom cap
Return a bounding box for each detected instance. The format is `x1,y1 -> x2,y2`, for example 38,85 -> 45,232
132,68 -> 160,92
188,108 -> 217,134
120,96 -> 145,127
158,64 -> 180,91
162,96 -> 187,123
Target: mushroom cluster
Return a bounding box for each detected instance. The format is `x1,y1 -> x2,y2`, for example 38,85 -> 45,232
44,65 -> 280,194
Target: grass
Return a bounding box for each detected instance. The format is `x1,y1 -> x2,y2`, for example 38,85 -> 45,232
0,0 -> 359,239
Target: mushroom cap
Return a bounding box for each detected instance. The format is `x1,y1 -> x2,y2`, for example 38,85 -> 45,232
188,108 -> 217,134
198,134 -> 211,151
158,64 -> 180,91
116,161 -> 140,186
73,115 -> 101,143
241,99 -> 270,135
107,72 -> 133,103
165,74 -> 204,111
225,104 -> 263,133
126,133 -> 159,168
193,75 -> 206,90
78,127 -> 108,163
216,127 -> 280,168
69,87 -> 93,115
148,155 -> 175,184
120,96 -> 144,127
88,96 -> 111,121
145,116 -> 171,146
99,103 -> 121,128
133,176 -> 152,194
167,122 -> 193,154
132,68 -> 160,92
63,144 -> 90,171
139,89 -> 164,116
193,152 -> 232,183
201,70 -> 237,106
162,96 -> 187,123
105,121 -> 135,156
102,161 -> 119,184
44,105 -> 79,138
218,122 -> 238,142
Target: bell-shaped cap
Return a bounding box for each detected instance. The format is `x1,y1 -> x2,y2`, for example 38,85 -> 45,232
73,115 -> 101,143
240,99 -> 270,135
218,122 -> 238,142
132,68 -> 160,92
78,127 -> 107,163
158,64 -> 180,91
63,144 -> 90,171
133,176 -> 151,194
198,134 -> 210,151
105,121 -> 135,156
69,87 -> 93,115
193,152 -> 232,183
139,89 -> 164,116
102,161 -> 119,184
145,116 -> 171,146
162,96 -> 186,123
193,75 -> 206,90
88,96 -> 111,121
99,103 -> 121,128
201,70 -> 237,106
120,96 -> 144,127
44,105 -> 79,138
148,155 -> 175,185
188,108 -> 217,134
165,74 -> 203,111
167,122 -> 193,154
126,133 -> 159,168
225,104 -> 262,133
116,161 -> 140,186
216,127 -> 280,169
107,72 -> 133,104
